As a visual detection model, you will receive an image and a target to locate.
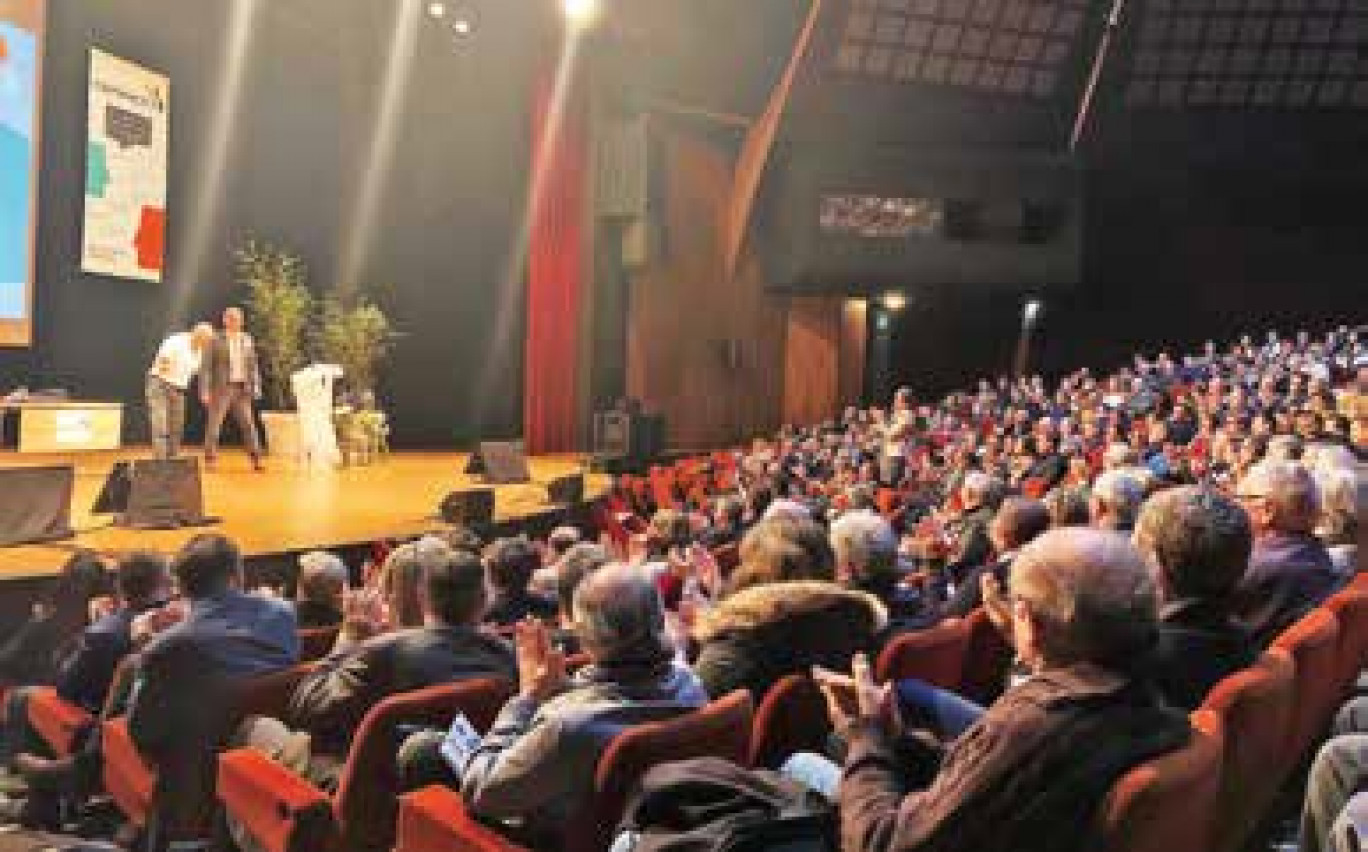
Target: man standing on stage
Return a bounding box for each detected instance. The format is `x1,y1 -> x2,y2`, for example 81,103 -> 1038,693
147,323 -> 215,459
202,306 -> 265,471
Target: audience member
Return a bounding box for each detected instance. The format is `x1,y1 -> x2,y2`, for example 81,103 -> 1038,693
1042,486 -> 1090,528
293,551 -> 348,629
241,546 -> 515,790
1233,460 -> 1339,645
0,552 -> 171,828
0,551 -> 112,689
550,542 -> 611,654
799,529 -> 1189,852
483,537 -> 558,628
1089,469 -> 1145,532
1133,486 -> 1257,709
692,519 -> 884,700
943,496 -> 1050,619
453,565 -> 706,846
125,534 -> 298,840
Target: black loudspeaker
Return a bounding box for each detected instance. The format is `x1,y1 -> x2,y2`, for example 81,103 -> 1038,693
464,441 -> 532,484
439,488 -> 494,529
0,465 -> 74,546
546,473 -> 584,505
97,458 -> 210,529
92,461 -> 133,515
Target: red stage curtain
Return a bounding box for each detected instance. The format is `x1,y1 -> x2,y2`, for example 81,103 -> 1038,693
524,66 -> 587,455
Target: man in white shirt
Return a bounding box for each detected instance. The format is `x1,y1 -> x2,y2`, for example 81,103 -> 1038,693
203,307 -> 264,470
147,324 -> 215,458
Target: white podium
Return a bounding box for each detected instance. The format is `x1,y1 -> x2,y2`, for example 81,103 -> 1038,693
291,364 -> 344,469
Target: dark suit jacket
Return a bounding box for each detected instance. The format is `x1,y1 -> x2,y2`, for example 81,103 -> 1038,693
55,605 -> 158,712
286,625 -> 516,754
202,331 -> 261,398
1147,598 -> 1257,711
293,599 -> 343,630
1233,531 -> 1339,647
127,590 -> 298,837
942,557 -> 1013,621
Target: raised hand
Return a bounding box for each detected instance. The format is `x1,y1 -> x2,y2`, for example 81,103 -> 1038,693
515,618 -> 568,703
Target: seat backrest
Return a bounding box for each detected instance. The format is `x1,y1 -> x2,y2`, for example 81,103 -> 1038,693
297,627 -> 340,662
1199,651 -> 1296,852
960,608 -> 1015,705
1271,608 -> 1341,763
102,717 -> 156,829
1096,710 -> 1224,852
1323,588 -> 1368,699
566,691 -> 755,852
748,674 -> 830,769
333,678 -> 514,852
876,618 -> 971,688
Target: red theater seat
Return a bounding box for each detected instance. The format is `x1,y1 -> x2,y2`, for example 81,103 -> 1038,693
876,617 -> 971,689
102,717 -> 156,830
748,674 -> 830,769
960,608 -> 1014,705
394,691 -> 755,852
27,687 -> 94,757
1323,587 -> 1368,698
218,678 -> 513,852
1271,608 -> 1341,765
102,663 -> 314,839
1199,651 -> 1296,852
1096,710 -> 1223,852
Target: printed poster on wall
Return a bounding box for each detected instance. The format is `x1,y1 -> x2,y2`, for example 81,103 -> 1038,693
81,48 -> 168,281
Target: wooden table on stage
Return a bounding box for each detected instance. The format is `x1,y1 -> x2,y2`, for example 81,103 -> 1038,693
0,401 -> 124,453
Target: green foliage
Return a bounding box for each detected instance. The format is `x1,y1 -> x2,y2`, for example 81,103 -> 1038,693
314,293 -> 394,397
235,240 -> 313,410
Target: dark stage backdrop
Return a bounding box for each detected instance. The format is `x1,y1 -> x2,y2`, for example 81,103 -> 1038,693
0,0 -> 537,448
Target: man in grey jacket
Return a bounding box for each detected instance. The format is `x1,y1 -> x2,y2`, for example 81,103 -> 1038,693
451,565 -> 706,846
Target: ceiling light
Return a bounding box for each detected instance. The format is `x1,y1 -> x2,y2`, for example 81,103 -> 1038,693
563,0 -> 599,26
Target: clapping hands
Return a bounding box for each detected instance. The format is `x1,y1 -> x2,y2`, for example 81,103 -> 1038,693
814,653 -> 895,733
515,618 -> 568,704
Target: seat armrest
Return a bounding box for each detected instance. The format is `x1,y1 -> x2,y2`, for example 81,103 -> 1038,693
396,786 -> 529,852
28,687 -> 94,756
217,747 -> 336,852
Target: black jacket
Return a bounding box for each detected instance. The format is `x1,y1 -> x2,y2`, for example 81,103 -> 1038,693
692,582 -> 888,701
287,624 -> 516,753
484,591 -> 558,629
55,604 -> 160,712
293,599 -> 343,630
1147,598 -> 1257,711
941,558 -> 1013,621
1234,531 -> 1339,647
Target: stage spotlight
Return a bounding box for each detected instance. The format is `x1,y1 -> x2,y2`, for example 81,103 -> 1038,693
452,17 -> 472,35
1023,298 -> 1043,324
563,0 -> 599,25
427,1 -> 447,19
882,291 -> 907,311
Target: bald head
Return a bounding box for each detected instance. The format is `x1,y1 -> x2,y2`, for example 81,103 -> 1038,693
1011,528 -> 1159,671
572,564 -> 671,663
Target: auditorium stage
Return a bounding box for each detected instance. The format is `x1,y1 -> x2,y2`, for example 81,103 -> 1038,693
0,449 -> 609,581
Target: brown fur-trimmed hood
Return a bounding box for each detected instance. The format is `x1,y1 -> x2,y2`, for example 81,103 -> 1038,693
694,581 -> 889,643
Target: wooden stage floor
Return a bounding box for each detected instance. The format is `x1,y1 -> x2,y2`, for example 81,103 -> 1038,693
0,449 -> 608,581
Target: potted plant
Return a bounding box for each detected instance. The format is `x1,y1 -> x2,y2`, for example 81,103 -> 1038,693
315,291 -> 395,464
236,239 -> 313,461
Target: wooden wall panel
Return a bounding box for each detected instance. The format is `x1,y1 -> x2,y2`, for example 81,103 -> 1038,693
838,298 -> 868,408
783,297 -> 840,426
626,127 -> 790,449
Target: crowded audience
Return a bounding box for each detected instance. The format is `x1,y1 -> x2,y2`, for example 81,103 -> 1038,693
0,326 -> 1361,850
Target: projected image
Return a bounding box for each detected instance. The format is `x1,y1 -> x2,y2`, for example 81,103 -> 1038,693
0,0 -> 41,335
